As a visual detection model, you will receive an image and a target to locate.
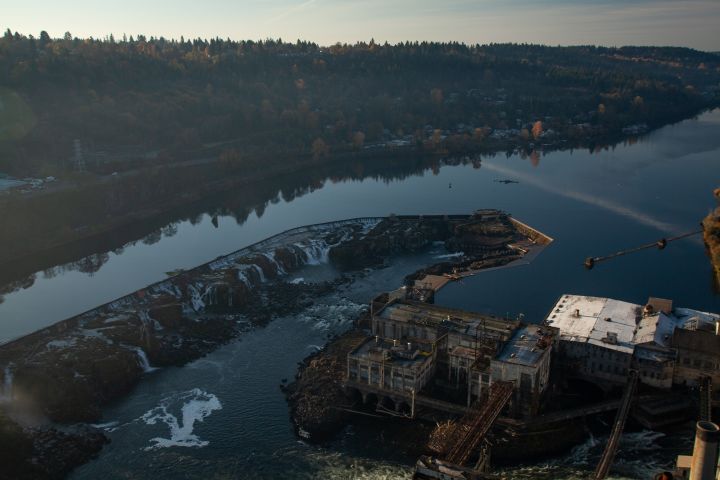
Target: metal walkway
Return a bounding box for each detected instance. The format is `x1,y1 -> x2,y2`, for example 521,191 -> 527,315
444,381 -> 514,466
593,370 -> 638,480
700,376 -> 712,422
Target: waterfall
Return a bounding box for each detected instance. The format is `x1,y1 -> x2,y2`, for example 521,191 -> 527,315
252,265 -> 266,282
294,239 -> 330,265
139,309 -> 162,332
131,347 -> 157,373
1,365 -> 13,401
262,252 -> 286,275
188,284 -> 205,311
237,270 -> 250,287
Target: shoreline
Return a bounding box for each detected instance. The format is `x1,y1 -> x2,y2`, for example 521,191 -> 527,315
0,107 -> 708,290
702,190 -> 720,289
0,211 -> 545,478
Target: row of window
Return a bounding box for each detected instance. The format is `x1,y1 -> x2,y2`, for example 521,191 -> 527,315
679,356 -> 719,371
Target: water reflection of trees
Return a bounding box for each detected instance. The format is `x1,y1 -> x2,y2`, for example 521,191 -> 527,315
1,154 -> 480,294
0,137 -> 657,296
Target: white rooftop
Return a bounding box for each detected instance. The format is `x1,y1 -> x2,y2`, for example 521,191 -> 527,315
545,294 -> 639,353
546,294 -> 720,354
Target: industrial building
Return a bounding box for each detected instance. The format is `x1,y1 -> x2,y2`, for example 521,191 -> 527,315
545,294 -> 720,393
348,297 -> 557,418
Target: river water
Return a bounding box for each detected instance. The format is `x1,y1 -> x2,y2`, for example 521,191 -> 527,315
1,110 -> 719,478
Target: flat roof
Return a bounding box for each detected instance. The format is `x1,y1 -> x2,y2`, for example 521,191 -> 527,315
496,324 -> 552,366
377,299 -> 518,337
449,345 -> 477,359
545,294 -> 720,354
545,295 -> 638,353
673,307 -> 719,331
350,337 -> 433,368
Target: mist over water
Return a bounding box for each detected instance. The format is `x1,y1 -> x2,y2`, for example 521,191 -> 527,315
0,110 -> 718,478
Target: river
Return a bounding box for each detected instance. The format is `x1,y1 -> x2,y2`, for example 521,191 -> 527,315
2,110 -> 720,479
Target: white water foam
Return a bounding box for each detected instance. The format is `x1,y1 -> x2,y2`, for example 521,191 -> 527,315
46,338 -> 78,349
91,421 -> 121,432
153,281 -> 182,299
290,277 -> 305,284
262,252 -> 286,275
0,364 -> 13,402
434,251 -> 465,259
187,283 -> 206,312
499,429 -> 671,480
294,239 -> 330,265
252,264 -> 266,283
296,300 -> 365,332
237,270 -> 251,287
140,388 -> 222,450
129,346 -> 158,373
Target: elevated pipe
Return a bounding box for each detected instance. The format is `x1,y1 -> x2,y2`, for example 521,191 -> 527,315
584,229 -> 702,270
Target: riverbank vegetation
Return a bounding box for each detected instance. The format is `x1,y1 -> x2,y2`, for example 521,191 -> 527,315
703,188 -> 720,288
1,32 -> 719,289
0,31 -> 718,176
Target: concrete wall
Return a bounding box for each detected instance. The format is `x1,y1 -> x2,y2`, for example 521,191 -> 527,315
559,341 -> 632,385
347,352 -> 436,394
371,317 -> 438,342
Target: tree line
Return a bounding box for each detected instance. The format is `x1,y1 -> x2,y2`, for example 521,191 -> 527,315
0,30 -> 718,175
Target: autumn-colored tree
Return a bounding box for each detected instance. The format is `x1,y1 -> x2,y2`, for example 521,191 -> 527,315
430,129 -> 443,149
598,103 -> 606,115
430,88 -> 443,105
472,127 -> 486,144
531,120 -> 543,140
530,150 -> 540,167
352,131 -> 365,149
219,148 -> 242,169
519,128 -> 530,141
311,138 -> 329,159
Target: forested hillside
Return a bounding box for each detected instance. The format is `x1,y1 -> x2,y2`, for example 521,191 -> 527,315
1,30 -> 718,175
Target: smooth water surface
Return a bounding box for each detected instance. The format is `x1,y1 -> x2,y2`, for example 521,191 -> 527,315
2,110 -> 719,340
1,110 -> 719,479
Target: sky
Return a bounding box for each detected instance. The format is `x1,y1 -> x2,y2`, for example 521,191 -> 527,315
4,0 -> 720,51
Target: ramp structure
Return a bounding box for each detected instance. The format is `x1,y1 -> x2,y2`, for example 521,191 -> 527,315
593,370 -> 638,480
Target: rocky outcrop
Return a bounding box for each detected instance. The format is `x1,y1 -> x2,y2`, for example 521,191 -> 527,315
445,215 -> 516,253
329,217 -> 454,270
283,328 -> 368,442
0,279 -> 336,426
148,299 -> 184,329
0,213 -> 541,475
0,410 -> 106,480
329,213 -> 520,271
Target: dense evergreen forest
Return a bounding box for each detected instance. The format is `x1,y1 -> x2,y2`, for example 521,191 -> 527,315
0,30 -> 719,175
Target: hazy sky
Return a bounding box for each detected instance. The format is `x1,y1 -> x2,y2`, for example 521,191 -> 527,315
5,0 -> 720,51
